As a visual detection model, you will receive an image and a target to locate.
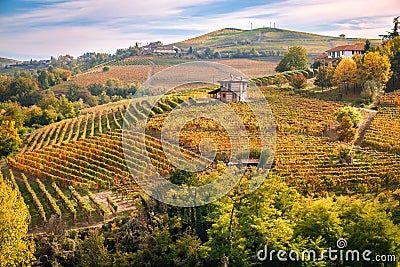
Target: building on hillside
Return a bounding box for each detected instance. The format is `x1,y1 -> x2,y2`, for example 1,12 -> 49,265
142,44 -> 180,55
208,75 -> 248,102
314,43 -> 364,66
339,34 -> 346,39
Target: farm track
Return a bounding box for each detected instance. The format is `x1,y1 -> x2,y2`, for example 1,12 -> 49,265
355,108 -> 378,146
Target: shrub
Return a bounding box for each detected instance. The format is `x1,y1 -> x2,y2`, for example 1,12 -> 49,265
335,107 -> 362,128
289,74 -> 307,89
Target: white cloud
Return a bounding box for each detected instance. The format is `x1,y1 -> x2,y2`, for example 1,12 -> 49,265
0,0 -> 399,59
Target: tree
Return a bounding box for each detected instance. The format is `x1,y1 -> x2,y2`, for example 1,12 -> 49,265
0,120 -> 22,157
67,84 -> 83,102
364,39 -> 371,52
289,73 -> 307,89
380,16 -> 400,41
295,197 -> 343,246
38,70 -> 50,89
338,115 -> 356,143
76,230 -> 110,267
360,51 -> 392,88
336,144 -> 353,164
0,173 -> 35,266
361,80 -> 384,104
335,107 -> 362,128
102,66 -> 110,72
384,36 -> 400,89
275,46 -> 308,72
333,57 -> 357,94
201,173 -> 297,266
314,63 -> 335,91
9,77 -> 42,106
272,74 -> 287,88
57,95 -> 75,119
341,199 -> 400,263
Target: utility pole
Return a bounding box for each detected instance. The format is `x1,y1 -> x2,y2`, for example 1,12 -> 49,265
274,22 -> 276,28
251,23 -> 253,30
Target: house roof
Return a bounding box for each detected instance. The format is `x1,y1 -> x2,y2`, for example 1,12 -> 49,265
326,44 -> 364,52
218,75 -> 248,83
208,86 -> 237,94
314,53 -> 328,59
208,88 -> 221,94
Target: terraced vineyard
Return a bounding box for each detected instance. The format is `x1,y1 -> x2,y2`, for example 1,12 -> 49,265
21,97 -> 183,153
3,169 -> 124,228
274,133 -> 400,194
378,90 -> 400,107
106,57 -> 153,66
6,87 -> 400,231
262,87 -> 343,135
363,107 -> 400,152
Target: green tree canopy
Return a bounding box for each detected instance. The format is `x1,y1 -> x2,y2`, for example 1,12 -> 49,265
275,46 -> 308,72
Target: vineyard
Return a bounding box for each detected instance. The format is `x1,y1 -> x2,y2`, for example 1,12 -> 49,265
215,59 -> 277,78
378,90 -> 400,107
5,82 -> 400,231
20,96 -> 183,153
66,65 -> 168,87
363,107 -> 400,152
2,169 -> 128,229
106,56 -> 154,66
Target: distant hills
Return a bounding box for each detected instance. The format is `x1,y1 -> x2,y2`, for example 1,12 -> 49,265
175,27 -> 380,56
0,57 -> 20,67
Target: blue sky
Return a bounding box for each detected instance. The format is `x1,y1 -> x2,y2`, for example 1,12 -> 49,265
0,0 -> 398,60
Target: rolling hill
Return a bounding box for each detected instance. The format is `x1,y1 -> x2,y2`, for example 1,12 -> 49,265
0,57 -> 20,67
175,27 -> 379,56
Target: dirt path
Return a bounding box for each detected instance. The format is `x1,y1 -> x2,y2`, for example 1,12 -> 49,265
148,60 -> 155,80
354,108 -> 377,146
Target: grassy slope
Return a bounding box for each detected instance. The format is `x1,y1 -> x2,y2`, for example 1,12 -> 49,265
175,27 -> 380,55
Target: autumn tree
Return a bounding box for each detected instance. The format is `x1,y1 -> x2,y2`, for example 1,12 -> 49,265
314,63 -> 335,91
360,51 -> 392,87
338,115 -> 356,143
0,173 -> 35,266
0,120 -> 22,157
335,107 -> 362,128
333,57 -> 357,94
275,46 -> 308,72
289,73 -> 307,89
384,36 -> 400,88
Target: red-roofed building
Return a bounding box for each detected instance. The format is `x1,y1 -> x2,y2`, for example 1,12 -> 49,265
314,43 -> 365,66
326,44 -> 364,59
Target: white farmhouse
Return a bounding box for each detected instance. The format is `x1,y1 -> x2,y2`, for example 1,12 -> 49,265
208,75 -> 248,102
315,43 -> 364,66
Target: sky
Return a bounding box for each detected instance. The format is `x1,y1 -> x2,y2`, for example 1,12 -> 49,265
0,0 -> 399,60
